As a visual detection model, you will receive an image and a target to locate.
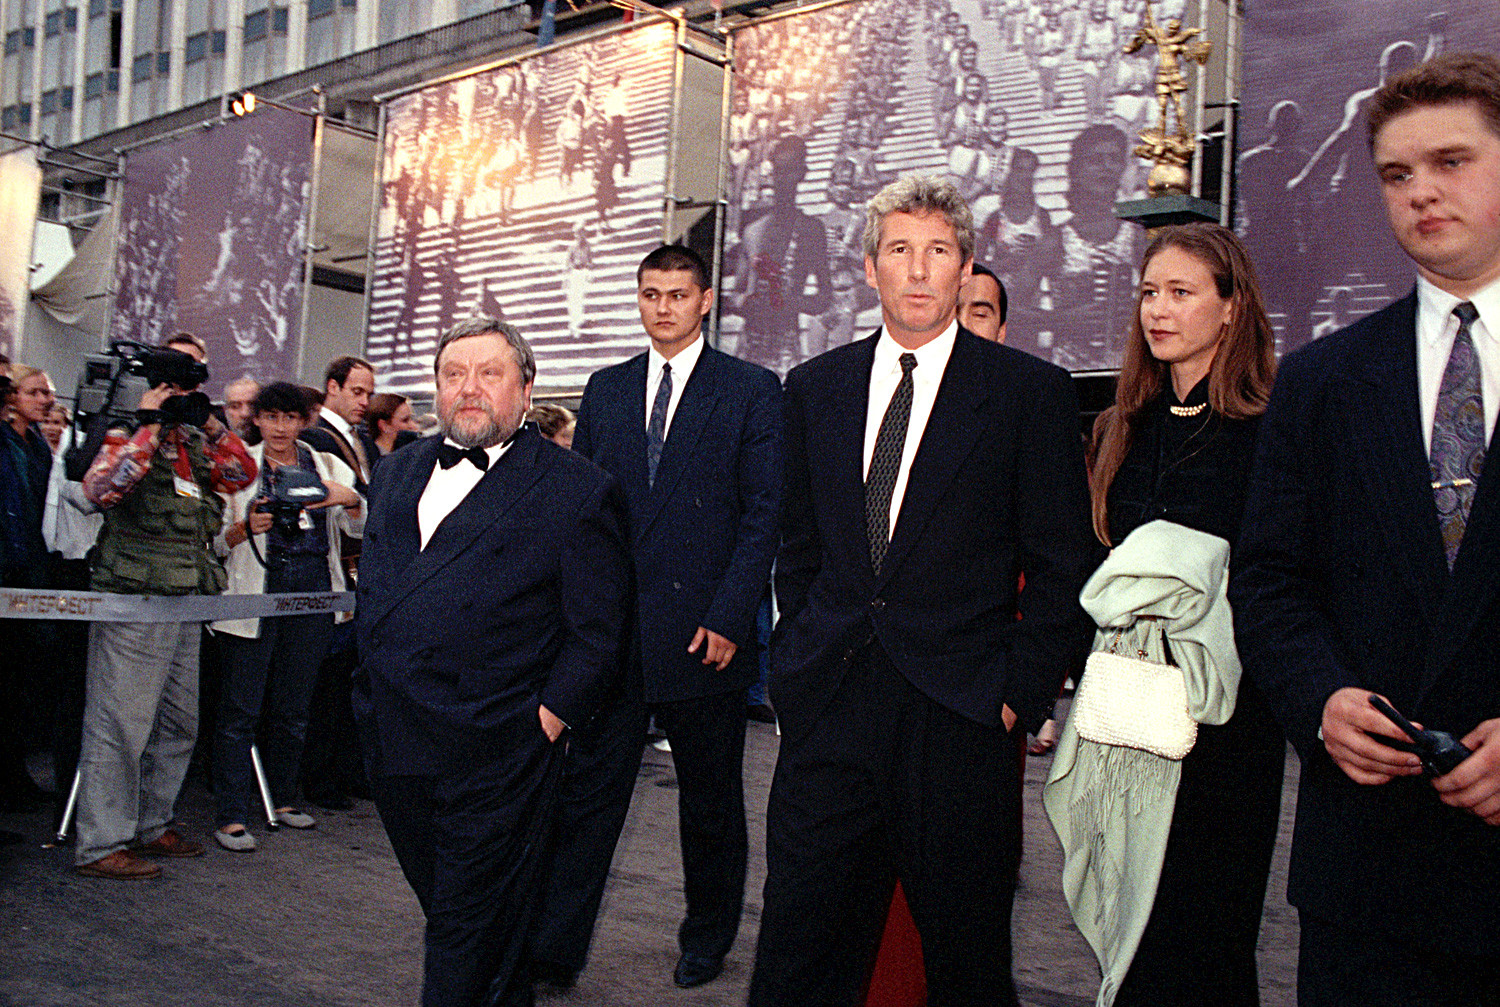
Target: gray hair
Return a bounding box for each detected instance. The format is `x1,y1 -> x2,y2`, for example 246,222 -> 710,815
432,315 -> 536,386
861,175 -> 975,264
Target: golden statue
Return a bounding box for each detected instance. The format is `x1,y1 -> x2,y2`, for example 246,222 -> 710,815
1124,0 -> 1212,195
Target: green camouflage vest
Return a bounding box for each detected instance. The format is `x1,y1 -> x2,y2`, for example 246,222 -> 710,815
91,429 -> 228,596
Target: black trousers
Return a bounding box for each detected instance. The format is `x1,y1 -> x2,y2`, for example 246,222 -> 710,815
749,644 -> 1022,1007
531,687 -> 748,971
374,725 -> 563,1007
1298,913 -> 1500,1007
529,687 -> 649,973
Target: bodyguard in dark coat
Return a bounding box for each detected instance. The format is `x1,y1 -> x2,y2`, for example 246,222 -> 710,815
1232,54 -> 1500,1004
354,317 -> 630,1007
530,244 -> 783,991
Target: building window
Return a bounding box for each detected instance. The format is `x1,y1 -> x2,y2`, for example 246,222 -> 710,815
156,51 -> 170,75
211,30 -> 226,54
2,107 -> 17,132
245,9 -> 268,42
41,90 -> 57,115
45,11 -> 62,36
272,7 -> 289,33
89,0 -> 106,16
85,71 -> 104,98
66,8 -> 79,29
186,32 -> 207,63
107,69 -> 119,92
132,52 -> 152,82
4,31 -> 19,55
310,0 -> 335,16
341,0 -> 356,8
23,27 -> 34,48
61,86 -> 73,110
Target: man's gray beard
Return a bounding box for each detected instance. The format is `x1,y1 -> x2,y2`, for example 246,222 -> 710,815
440,404 -> 521,449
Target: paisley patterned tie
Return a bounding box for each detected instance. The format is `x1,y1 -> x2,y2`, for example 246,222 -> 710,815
866,353 -> 917,577
1430,301 -> 1485,570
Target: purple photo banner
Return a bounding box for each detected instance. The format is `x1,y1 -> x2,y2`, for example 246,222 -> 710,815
722,0 -> 1196,375
1238,2 -> 1500,354
113,107 -> 313,398
366,20 -> 677,398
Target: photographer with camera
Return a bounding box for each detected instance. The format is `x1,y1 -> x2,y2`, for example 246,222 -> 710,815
209,382 -> 361,853
73,333 -> 256,880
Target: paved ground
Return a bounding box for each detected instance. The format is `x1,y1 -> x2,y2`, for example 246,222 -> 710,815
0,704 -> 1301,1006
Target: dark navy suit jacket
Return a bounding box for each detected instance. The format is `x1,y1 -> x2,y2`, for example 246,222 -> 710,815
352,427 -> 631,776
772,326 -> 1094,744
574,343 -> 783,704
1232,290 -> 1500,944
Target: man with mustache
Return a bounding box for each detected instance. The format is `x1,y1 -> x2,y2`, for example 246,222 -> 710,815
353,316 -> 631,1007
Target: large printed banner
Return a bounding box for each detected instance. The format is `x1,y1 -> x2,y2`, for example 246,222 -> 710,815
0,145 -> 40,360
721,0 -> 1191,375
112,107 -> 313,398
1239,3 -> 1500,353
366,20 -> 678,397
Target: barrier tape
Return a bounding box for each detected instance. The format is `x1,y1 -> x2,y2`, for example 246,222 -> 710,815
0,587 -> 355,623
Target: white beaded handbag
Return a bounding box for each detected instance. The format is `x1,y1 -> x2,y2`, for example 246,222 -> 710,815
1072,621 -> 1198,760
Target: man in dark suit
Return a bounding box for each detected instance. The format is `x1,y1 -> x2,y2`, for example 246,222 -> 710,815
299,355 -> 375,810
300,356 -> 373,492
1232,53 -> 1500,1004
747,175 -> 1093,1005
354,317 -> 630,1007
530,244 -> 783,990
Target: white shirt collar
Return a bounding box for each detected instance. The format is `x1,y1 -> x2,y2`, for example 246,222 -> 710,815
1416,274 -> 1500,347
322,409 -> 355,440
872,320 -> 959,379
647,334 -> 706,382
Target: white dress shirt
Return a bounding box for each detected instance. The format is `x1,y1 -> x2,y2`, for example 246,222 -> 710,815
417,439 -> 512,549
1415,274 -> 1500,456
862,321 -> 959,540
645,335 -> 706,439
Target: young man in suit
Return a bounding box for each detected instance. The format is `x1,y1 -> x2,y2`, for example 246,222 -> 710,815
747,175 -> 1093,1005
530,244 -> 783,990
353,317 -> 630,1007
1232,53 -> 1500,1004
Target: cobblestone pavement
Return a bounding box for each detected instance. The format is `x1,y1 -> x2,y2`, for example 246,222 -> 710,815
0,707 -> 1300,1006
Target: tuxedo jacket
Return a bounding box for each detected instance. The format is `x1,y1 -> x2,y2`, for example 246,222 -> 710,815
772,326 -> 1094,745
1232,291 -> 1500,942
352,427 -> 631,777
575,343 -> 783,704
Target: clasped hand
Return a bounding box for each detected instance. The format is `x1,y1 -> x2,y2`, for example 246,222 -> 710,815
1322,687 -> 1500,824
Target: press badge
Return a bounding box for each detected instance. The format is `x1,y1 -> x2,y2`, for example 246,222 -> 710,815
173,475 -> 202,499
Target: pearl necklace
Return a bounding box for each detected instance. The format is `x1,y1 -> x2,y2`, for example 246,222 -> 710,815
1168,402 -> 1208,417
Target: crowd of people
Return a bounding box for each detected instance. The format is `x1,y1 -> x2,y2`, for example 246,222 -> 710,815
4,47 -> 1500,1007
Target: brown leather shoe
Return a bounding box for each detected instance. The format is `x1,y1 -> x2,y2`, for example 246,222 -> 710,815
134,828 -> 205,858
75,850 -> 161,880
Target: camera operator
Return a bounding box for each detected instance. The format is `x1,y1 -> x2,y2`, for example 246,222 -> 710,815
209,382 -> 361,853
73,332 -> 256,880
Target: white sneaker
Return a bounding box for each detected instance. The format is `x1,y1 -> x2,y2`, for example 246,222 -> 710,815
215,827 -> 257,853
275,808 -> 316,829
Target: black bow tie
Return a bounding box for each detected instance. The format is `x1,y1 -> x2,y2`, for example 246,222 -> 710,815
437,443 -> 491,472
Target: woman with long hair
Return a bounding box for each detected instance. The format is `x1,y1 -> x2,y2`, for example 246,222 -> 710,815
1086,223 -> 1284,1006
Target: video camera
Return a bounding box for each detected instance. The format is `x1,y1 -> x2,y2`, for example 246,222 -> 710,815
260,466 -> 330,535
65,341 -> 212,481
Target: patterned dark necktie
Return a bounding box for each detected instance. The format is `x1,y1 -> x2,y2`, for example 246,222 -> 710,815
1431,301 -> 1485,570
647,361 -> 672,486
866,353 -> 918,576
